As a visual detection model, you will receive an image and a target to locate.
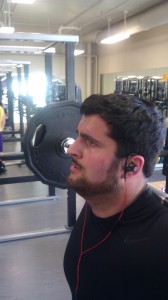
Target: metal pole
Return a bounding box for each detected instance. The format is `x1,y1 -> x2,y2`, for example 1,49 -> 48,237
17,66 -> 24,139
0,228 -> 71,243
0,195 -> 57,206
65,42 -> 75,101
45,52 -> 53,104
67,188 -> 76,229
24,64 -> 31,125
6,72 -> 15,136
48,185 -> 56,196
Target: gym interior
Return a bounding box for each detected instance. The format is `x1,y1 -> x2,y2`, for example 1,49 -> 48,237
0,0 -> 168,299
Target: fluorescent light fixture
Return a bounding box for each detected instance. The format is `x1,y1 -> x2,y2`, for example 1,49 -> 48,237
0,45 -> 55,54
74,49 -> 84,56
101,11 -> 130,45
101,32 -> 130,44
137,76 -> 144,79
151,76 -> 162,79
0,26 -> 15,34
0,59 -> 30,65
44,47 -> 56,54
1,76 -> 7,81
7,0 -> 34,3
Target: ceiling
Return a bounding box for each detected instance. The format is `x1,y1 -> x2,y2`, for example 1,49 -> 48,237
0,0 -> 167,49
0,0 -> 166,78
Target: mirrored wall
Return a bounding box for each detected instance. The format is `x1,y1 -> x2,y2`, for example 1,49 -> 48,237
100,67 -> 168,116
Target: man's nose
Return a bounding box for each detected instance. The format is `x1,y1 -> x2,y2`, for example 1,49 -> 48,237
67,137 -> 81,158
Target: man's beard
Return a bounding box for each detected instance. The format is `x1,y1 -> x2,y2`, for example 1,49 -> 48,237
67,158 -> 121,198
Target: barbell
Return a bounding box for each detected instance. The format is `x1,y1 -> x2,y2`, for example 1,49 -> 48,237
12,100 -> 168,191
23,101 -> 81,189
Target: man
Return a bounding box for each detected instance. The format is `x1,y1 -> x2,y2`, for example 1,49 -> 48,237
64,93 -> 168,300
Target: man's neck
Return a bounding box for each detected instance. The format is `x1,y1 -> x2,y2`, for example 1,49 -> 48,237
86,180 -> 147,218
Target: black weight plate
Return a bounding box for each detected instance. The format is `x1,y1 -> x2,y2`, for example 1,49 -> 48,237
23,101 -> 81,188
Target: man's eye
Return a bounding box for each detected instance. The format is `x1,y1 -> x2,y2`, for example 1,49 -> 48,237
87,139 -> 96,146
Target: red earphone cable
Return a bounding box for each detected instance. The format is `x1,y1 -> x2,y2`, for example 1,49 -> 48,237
75,180 -> 128,293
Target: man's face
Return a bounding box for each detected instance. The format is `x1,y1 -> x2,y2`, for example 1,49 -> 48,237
67,115 -> 122,198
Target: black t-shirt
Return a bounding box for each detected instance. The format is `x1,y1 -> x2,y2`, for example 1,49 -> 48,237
64,185 -> 168,300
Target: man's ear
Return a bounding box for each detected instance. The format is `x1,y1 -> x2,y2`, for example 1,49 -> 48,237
124,154 -> 144,175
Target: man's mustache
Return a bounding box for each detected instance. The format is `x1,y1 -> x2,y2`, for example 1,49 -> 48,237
71,158 -> 82,169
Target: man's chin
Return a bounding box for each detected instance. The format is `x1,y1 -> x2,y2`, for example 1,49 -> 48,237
67,176 -> 86,195
67,175 -> 78,188
67,177 -> 81,189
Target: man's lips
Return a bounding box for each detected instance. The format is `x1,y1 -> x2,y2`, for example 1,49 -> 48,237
70,165 -> 79,172
70,159 -> 82,171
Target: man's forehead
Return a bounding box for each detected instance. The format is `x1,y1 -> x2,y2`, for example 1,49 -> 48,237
77,115 -> 112,139
78,114 -> 107,129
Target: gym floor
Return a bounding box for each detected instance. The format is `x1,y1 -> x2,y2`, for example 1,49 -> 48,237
0,139 -> 166,300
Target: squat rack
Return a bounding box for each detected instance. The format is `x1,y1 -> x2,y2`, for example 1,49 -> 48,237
0,32 -> 79,242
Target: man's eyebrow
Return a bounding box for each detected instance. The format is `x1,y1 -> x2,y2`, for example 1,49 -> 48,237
76,129 -> 104,145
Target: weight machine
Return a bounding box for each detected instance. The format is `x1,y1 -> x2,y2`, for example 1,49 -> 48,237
115,77 -> 168,117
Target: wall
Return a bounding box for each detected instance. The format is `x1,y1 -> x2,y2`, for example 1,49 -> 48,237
98,23 -> 168,94
1,23 -> 168,100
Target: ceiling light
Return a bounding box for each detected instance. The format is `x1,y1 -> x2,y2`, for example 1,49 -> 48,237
137,76 -> 144,79
101,32 -> 129,44
44,47 -> 56,54
128,75 -> 136,78
0,45 -> 56,54
74,49 -> 84,56
0,60 -> 30,65
7,0 -> 35,3
1,76 -> 7,81
0,26 -> 15,34
101,11 -> 130,45
152,76 -> 162,79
